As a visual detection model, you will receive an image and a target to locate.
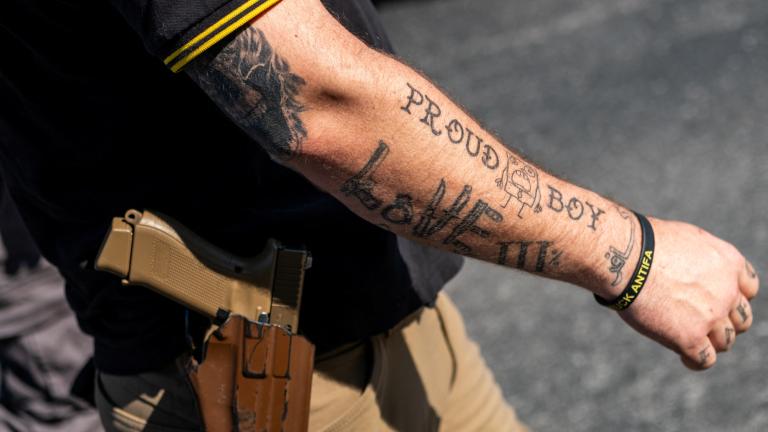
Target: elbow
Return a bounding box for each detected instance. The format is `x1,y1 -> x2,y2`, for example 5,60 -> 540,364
287,93 -> 382,191
293,50 -> 390,166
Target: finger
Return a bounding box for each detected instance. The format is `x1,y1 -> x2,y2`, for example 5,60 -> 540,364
740,259 -> 760,300
680,342 -> 717,371
729,296 -> 753,334
708,319 -> 736,352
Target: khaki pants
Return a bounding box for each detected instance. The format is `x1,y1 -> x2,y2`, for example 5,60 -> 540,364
95,294 -> 529,431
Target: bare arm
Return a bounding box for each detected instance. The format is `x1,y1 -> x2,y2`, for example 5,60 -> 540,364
186,0 -> 759,369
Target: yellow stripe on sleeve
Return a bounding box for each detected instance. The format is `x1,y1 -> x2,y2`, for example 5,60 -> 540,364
164,0 -> 282,73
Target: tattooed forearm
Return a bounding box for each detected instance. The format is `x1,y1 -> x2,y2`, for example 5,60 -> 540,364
496,152 -> 543,218
381,195 -> 415,225
546,185 -> 605,231
189,27 -> 307,160
401,83 -> 549,222
401,83 -> 500,171
605,208 -> 636,286
402,83 -> 443,137
342,142 -> 504,256
498,240 -> 562,272
413,181 -> 504,255
413,180 -> 472,239
400,82 -> 609,231
443,200 -> 503,255
340,141 -> 389,210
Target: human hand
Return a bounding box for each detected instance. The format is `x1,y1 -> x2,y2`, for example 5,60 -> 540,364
618,218 -> 759,370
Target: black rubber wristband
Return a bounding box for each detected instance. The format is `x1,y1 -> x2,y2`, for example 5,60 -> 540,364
594,212 -> 655,311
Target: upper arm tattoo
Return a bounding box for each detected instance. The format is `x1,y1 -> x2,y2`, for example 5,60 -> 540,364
188,27 -> 307,160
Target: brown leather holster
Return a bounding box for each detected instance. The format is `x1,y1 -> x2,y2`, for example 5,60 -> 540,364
95,209 -> 314,431
187,317 -> 314,431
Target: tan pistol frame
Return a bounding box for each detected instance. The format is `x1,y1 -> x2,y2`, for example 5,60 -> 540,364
94,209 -> 309,331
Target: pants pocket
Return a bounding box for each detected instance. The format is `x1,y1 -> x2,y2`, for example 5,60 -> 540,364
398,299 -> 457,414
310,339 -> 388,432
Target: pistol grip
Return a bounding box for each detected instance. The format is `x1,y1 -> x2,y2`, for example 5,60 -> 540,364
96,210 -> 274,321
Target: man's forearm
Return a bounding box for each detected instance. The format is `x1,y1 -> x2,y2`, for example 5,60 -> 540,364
307,74 -> 641,300
187,11 -> 639,301
186,0 -> 758,370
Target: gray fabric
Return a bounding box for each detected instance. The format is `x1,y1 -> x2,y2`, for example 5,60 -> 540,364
0,263 -> 72,340
0,184 -> 68,338
398,238 -> 464,305
0,185 -> 101,431
0,309 -> 101,432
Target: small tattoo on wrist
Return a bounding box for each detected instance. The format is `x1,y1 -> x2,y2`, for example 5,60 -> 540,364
605,208 -> 635,287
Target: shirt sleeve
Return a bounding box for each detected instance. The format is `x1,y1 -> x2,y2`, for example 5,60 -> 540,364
110,0 -> 283,73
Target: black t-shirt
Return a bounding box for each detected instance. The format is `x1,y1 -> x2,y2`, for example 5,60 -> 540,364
0,0 -> 462,374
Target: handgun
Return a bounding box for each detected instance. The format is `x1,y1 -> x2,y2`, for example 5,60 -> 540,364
95,209 -> 315,431
95,209 -> 309,330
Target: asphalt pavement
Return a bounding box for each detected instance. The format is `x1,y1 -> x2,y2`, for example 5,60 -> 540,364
377,1 -> 768,431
